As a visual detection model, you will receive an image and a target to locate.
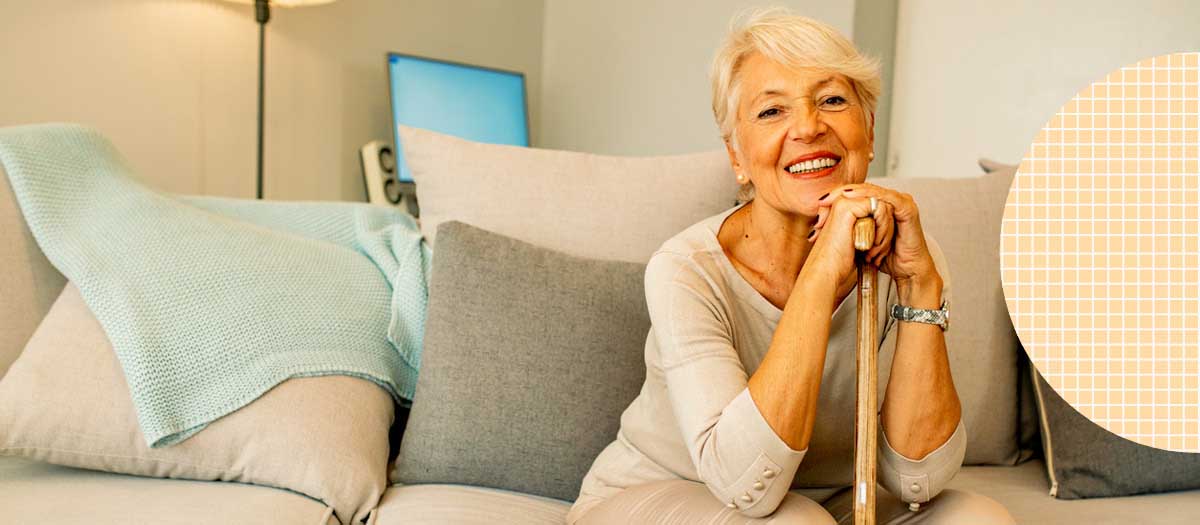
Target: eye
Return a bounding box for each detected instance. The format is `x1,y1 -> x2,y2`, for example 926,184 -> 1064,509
756,107 -> 781,119
821,96 -> 848,109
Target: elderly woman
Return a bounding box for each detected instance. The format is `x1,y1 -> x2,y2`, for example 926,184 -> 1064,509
566,10 -> 1015,525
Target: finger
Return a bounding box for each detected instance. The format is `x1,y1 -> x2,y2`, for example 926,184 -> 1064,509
868,202 -> 897,256
866,202 -> 893,259
830,183 -> 914,224
817,185 -> 857,205
867,221 -> 890,261
877,210 -> 897,265
814,185 -> 859,229
873,221 -> 894,266
872,200 -> 892,248
815,194 -> 876,245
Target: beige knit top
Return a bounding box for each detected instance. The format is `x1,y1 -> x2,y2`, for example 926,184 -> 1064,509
567,201 -> 965,522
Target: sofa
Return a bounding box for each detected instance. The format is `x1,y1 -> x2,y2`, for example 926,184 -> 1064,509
2,126 -> 1200,525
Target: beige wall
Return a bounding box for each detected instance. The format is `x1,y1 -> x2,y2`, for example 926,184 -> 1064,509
22,1 -> 1192,195
889,0 -> 1200,179
538,0 -> 855,157
0,0 -> 544,201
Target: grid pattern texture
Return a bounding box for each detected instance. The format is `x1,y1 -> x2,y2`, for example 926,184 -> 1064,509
1001,52 -> 1200,452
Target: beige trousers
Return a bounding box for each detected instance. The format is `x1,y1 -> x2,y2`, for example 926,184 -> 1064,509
576,480 -> 1015,525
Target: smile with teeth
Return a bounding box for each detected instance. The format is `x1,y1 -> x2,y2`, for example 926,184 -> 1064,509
786,157 -> 839,175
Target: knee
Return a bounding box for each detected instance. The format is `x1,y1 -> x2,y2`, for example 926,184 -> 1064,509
770,493 -> 836,525
925,489 -> 1015,525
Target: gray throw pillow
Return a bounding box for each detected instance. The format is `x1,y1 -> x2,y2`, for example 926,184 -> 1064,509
1032,364 -> 1200,498
393,221 -> 649,502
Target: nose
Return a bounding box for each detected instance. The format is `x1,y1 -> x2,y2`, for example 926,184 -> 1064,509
787,106 -> 827,143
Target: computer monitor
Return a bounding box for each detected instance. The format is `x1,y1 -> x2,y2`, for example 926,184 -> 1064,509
386,52 -> 530,185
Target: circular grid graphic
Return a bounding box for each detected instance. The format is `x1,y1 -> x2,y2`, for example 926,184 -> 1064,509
1001,52 -> 1200,452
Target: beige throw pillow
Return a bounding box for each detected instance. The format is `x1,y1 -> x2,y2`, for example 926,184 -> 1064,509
0,283 -> 393,525
399,125 -> 741,263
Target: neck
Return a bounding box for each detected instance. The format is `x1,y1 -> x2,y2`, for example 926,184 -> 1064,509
736,199 -> 818,283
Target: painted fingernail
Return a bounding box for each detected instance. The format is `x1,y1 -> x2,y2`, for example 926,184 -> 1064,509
818,192 -> 829,200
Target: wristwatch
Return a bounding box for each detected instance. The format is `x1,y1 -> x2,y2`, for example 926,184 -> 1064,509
889,299 -> 950,331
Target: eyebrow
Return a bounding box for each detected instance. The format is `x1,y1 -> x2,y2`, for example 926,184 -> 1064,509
750,77 -> 838,105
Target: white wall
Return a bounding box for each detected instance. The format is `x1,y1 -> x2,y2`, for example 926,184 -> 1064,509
889,0 -> 1200,179
539,0 -> 856,156
0,0 -> 544,201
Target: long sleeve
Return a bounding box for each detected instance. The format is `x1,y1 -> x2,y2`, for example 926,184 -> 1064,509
876,234 -> 966,504
878,417 -> 966,504
645,253 -> 806,517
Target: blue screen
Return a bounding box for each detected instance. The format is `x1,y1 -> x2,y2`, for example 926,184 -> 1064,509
388,54 -> 529,183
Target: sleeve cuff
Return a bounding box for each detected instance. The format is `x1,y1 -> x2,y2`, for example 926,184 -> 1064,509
877,418 -> 967,504
707,388 -> 807,517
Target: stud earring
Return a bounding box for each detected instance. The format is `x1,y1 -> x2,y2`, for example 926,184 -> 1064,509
737,175 -> 746,183
868,152 -> 875,161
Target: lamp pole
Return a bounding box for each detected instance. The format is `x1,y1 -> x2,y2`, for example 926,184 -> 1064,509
255,0 -> 269,199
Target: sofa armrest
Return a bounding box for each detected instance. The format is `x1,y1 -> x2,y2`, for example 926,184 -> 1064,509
0,161 -> 66,378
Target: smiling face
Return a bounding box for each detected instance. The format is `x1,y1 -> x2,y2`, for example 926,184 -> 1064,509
725,52 -> 874,217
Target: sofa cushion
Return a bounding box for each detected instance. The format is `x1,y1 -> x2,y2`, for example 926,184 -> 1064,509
393,221 -> 649,502
878,166 -> 1023,465
399,125 -> 740,263
0,284 -> 393,525
1030,365 -> 1200,499
374,484 -> 569,525
948,460 -> 1200,525
0,456 -> 337,525
0,162 -> 65,379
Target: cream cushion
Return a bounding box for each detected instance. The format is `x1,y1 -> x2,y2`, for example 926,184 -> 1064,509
0,456 -> 337,525
0,162 -> 64,379
374,484 -> 569,525
949,461 -> 1200,525
400,125 -> 741,263
0,284 -> 393,525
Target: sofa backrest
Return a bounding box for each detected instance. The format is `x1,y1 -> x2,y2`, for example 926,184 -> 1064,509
0,133 -> 1031,465
0,162 -> 67,379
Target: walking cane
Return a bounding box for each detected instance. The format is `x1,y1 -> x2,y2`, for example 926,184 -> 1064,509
852,201 -> 879,525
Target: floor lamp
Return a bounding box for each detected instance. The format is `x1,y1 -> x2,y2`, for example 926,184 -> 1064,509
222,0 -> 337,199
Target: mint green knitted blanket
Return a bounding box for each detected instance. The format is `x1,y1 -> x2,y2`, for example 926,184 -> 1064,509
0,124 -> 429,447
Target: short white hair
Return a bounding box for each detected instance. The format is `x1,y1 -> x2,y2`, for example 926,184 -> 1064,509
710,7 -> 882,151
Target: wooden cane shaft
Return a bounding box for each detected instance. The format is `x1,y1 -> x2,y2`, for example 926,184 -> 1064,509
853,216 -> 878,525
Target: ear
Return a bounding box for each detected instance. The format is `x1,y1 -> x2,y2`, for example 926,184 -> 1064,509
867,111 -> 876,144
724,138 -> 744,182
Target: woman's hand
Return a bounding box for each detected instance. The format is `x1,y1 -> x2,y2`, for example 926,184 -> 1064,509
808,183 -> 938,286
800,191 -> 881,290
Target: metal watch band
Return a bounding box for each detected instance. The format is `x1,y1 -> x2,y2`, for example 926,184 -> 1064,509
889,300 -> 949,331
